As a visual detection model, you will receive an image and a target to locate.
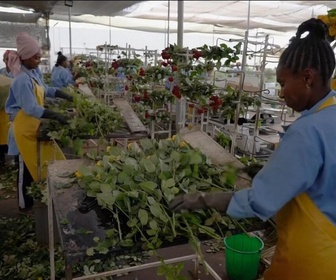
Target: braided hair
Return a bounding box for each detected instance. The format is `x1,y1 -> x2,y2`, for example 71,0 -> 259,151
55,51 -> 67,67
279,18 -> 335,84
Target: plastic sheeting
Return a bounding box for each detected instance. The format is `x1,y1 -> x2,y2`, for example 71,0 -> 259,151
49,1 -> 335,36
0,1 -> 335,36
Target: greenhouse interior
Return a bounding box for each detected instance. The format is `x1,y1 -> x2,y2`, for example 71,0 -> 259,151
0,1 -> 336,280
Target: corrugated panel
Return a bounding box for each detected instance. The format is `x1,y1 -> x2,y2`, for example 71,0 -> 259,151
0,11 -> 41,23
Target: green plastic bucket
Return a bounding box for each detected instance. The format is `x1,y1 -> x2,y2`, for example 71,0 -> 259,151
224,234 -> 264,280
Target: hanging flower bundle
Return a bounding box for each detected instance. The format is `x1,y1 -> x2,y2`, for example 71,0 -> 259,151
317,9 -> 336,40
317,9 -> 336,90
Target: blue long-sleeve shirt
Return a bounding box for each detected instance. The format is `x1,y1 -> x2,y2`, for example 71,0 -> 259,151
5,66 -> 57,155
0,67 -> 14,78
51,66 -> 75,88
227,90 -> 336,225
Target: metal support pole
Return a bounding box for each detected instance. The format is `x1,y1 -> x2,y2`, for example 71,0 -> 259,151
45,14 -> 51,72
175,0 -> 184,132
230,0 -> 251,154
68,6 -> 72,58
251,35 -> 269,156
177,1 -> 184,48
167,0 -> 171,47
48,177 -> 55,280
109,16 -> 112,46
145,46 -> 148,66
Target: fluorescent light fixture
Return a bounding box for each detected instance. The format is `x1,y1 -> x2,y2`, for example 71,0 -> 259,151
64,1 -> 73,7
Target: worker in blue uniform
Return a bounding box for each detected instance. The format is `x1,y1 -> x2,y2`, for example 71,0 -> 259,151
51,51 -> 77,88
0,50 -> 14,162
170,18 -> 336,280
6,33 -> 73,214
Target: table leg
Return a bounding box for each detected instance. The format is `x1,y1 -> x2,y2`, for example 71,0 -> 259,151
48,177 -> 55,280
194,254 -> 200,279
65,263 -> 73,280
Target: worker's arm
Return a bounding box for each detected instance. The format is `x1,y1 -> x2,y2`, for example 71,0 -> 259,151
170,125 -> 322,218
60,68 -> 76,86
41,109 -> 69,124
227,128 -> 322,220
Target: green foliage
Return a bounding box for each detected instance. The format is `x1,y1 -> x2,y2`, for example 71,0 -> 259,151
76,136 -> 253,278
44,88 -> 124,154
0,164 -> 17,195
219,85 -> 256,120
215,132 -> 232,148
0,216 -> 150,279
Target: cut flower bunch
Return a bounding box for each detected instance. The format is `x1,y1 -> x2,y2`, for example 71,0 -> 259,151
317,10 -> 336,90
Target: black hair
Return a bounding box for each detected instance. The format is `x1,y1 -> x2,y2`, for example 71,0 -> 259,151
55,51 -> 67,67
278,18 -> 335,84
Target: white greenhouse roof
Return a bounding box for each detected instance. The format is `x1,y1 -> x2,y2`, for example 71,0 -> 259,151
0,1 -> 335,36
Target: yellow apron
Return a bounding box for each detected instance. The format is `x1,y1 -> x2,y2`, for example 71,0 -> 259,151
0,108 -> 9,145
0,74 -> 12,145
264,96 -> 336,280
12,79 -> 65,182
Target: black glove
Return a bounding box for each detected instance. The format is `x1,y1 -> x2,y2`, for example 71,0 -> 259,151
41,109 -> 69,125
55,90 -> 73,102
169,191 -> 233,213
242,163 -> 264,179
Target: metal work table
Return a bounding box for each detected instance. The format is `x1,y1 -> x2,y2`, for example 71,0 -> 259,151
47,159 -> 224,280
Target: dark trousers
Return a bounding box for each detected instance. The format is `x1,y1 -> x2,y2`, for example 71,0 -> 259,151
0,144 -> 8,162
17,155 -> 34,209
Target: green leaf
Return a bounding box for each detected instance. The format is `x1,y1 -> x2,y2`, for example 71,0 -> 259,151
147,196 -> 156,205
106,229 -> 117,238
138,209 -> 149,226
127,190 -> 139,198
139,181 -> 157,193
96,193 -> 116,207
176,262 -> 185,274
117,172 -> 128,183
157,264 -> 167,275
100,184 -> 111,193
140,158 -> 156,173
149,219 -> 158,230
98,247 -> 109,255
146,229 -> 157,236
149,204 -> 163,218
76,228 -> 93,235
170,151 -> 181,162
102,155 -> 112,169
78,166 -> 92,177
162,178 -> 175,190
159,159 -> 170,172
127,218 -> 138,227
60,218 -> 69,225
139,138 -> 154,151
189,153 -> 203,165
119,239 -> 134,247
86,247 -> 95,256
124,157 -> 139,170
180,154 -> 190,166
110,146 -> 122,156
